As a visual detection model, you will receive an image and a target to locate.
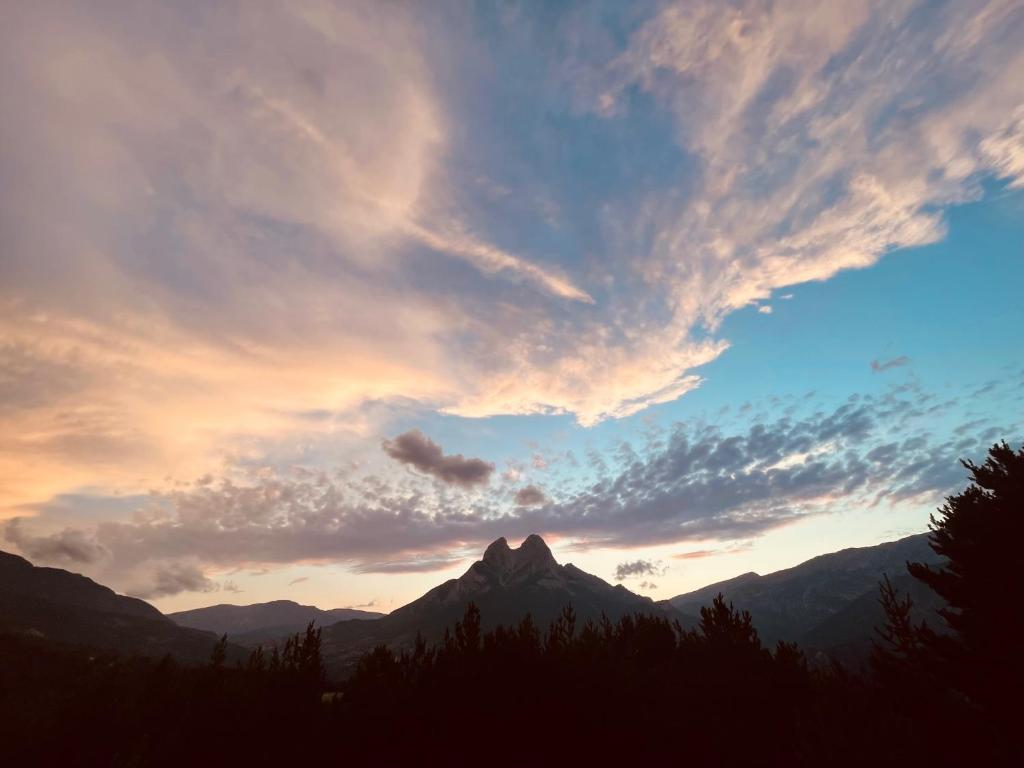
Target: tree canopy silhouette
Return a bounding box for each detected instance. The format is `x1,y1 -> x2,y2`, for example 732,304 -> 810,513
874,441 -> 1023,758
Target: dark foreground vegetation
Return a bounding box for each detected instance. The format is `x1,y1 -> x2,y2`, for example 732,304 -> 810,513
1,443 -> 1021,765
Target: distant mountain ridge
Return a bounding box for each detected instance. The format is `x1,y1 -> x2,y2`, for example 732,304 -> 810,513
320,534 -> 695,675
668,532 -> 946,658
169,600 -> 384,645
0,549 -> 230,663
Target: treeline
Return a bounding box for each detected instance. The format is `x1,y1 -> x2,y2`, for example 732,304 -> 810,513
1,443 -> 1020,765
0,624 -> 327,766
337,597 -> 998,763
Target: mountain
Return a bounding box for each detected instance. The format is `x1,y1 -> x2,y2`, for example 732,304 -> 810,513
0,549 -> 231,663
668,533 -> 946,659
169,600 -> 384,645
321,534 -> 695,675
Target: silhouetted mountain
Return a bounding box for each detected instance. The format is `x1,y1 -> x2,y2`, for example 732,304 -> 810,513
169,600 -> 384,645
321,534 -> 695,674
0,549 -> 232,663
669,533 -> 945,658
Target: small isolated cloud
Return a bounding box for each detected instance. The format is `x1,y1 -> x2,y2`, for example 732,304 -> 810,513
222,580 -> 243,594
871,356 -> 911,373
130,562 -> 218,599
288,576 -> 309,586
757,305 -> 773,314
673,545 -> 750,560
351,554 -> 466,574
4,518 -> 108,565
514,485 -> 547,507
382,430 -> 494,488
614,559 -> 666,581
637,581 -> 658,591
354,600 -> 377,609
673,549 -> 718,560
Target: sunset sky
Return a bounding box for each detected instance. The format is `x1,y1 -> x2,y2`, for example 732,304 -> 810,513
2,0 -> 1023,613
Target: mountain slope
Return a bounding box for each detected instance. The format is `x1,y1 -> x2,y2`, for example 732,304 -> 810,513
669,533 -> 945,651
797,569 -> 949,665
0,550 -> 229,663
321,534 -> 695,675
169,600 -> 384,645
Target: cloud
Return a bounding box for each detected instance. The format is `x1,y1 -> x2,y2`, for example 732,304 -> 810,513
350,555 -> 466,574
401,220 -> 592,303
382,430 -> 494,488
1,1 -> 1022,551
872,356 -> 911,373
758,305 -> 773,315
288,576 -> 309,586
128,562 -> 218,600
4,518 -> 107,565
637,581 -> 658,591
514,485 -> 547,507
673,549 -> 718,560
673,545 -> 751,560
614,559 -> 666,581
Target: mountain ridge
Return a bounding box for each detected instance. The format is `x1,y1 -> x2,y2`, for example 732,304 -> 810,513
169,599 -> 384,645
0,549 -> 233,663
668,532 -> 946,657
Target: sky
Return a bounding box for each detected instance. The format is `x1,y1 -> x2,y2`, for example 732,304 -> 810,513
2,0 -> 1023,614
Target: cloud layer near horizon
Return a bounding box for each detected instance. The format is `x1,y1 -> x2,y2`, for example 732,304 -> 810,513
6,380 -> 1019,597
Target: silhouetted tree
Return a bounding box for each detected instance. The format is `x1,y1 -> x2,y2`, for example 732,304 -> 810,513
910,442 -> 1023,723
209,633 -> 228,669
694,593 -> 761,649
873,441 -> 1023,758
453,602 -> 481,655
247,645 -> 265,672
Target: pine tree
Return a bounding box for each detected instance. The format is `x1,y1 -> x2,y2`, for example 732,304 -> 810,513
453,602 -> 481,655
697,593 -> 761,649
247,645 -> 266,673
872,575 -> 934,666
209,634 -> 228,669
904,441 -> 1024,719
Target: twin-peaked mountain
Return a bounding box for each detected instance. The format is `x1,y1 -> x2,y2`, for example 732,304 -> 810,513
319,534 -> 692,673
169,600 -> 384,646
